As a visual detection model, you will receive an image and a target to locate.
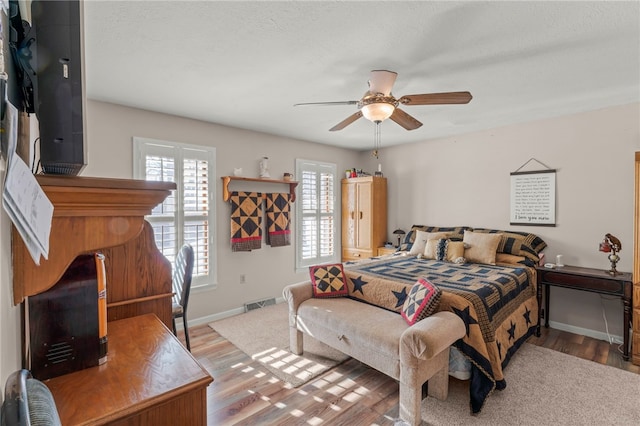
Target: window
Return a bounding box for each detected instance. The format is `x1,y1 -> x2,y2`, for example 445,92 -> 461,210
295,159 -> 338,270
133,137 -> 216,288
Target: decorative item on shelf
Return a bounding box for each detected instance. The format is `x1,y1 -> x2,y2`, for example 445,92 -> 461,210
599,233 -> 622,275
374,163 -> 383,177
345,169 -> 352,179
283,172 -> 292,181
393,229 -> 406,248
259,157 -> 270,178
233,167 -> 243,176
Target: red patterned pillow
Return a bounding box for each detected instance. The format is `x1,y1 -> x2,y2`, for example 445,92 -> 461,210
401,277 -> 442,325
310,263 -> 348,298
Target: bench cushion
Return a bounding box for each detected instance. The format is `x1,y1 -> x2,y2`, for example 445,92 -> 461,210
297,298 -> 406,379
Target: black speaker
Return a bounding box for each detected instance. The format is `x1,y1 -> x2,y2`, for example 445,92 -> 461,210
31,0 -> 86,175
26,254 -> 107,380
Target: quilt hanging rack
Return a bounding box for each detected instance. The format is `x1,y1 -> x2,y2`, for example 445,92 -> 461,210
221,176 -> 299,202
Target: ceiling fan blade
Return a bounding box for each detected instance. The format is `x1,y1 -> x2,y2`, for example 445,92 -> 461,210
398,91 -> 473,105
329,111 -> 363,131
389,108 -> 423,130
294,101 -> 359,107
368,70 -> 398,95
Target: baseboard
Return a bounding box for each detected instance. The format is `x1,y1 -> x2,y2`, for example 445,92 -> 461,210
175,296 -> 286,331
181,299 -> 624,343
548,320 -> 625,344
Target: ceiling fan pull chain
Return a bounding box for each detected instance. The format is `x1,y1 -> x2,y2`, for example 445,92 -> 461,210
372,121 -> 381,159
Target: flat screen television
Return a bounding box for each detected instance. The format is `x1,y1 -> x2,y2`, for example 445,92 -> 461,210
8,0 -> 87,175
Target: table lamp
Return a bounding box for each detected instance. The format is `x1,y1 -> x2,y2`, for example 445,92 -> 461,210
599,233 -> 621,275
393,229 -> 406,248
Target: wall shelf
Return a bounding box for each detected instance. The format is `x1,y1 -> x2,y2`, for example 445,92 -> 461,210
221,176 -> 298,202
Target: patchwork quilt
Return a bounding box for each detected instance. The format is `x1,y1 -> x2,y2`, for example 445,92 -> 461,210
344,254 -> 539,414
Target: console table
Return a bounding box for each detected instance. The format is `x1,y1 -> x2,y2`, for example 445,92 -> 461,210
536,265 -> 633,360
45,314 -> 213,425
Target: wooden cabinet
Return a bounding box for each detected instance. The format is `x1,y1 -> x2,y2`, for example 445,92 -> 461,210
11,176 -> 176,327
633,152 -> 640,365
46,314 -> 212,425
341,176 -> 387,261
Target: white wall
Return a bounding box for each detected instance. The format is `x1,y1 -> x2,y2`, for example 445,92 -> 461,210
0,165 -> 22,390
362,102 -> 640,341
83,100 -> 361,321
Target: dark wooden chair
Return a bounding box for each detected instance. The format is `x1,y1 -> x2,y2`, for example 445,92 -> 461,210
172,243 -> 194,351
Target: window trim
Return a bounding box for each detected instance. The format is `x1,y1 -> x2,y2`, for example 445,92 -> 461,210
295,158 -> 339,272
133,137 -> 217,290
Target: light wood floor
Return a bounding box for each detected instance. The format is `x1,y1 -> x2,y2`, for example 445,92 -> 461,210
182,324 -> 639,425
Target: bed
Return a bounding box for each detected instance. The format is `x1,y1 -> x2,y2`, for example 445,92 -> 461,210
342,225 -> 546,413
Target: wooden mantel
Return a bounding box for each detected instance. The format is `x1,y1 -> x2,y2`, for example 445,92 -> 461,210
12,176 -> 176,322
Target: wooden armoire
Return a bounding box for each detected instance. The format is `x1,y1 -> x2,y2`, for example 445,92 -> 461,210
632,152 -> 640,365
341,176 -> 387,261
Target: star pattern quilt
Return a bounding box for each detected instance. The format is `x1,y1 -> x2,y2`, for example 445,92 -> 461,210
344,254 -> 539,413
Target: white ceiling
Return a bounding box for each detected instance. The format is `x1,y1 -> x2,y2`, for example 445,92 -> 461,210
83,1 -> 640,151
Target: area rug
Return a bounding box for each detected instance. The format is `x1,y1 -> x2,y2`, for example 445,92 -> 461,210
208,302 -> 349,387
418,343 -> 640,425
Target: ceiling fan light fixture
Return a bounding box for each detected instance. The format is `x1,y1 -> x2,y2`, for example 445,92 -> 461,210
361,102 -> 395,122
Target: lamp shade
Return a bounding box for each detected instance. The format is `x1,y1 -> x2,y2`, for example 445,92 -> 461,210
361,102 -> 395,122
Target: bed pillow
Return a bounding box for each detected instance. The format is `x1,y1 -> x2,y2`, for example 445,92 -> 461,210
309,263 -> 348,298
424,239 -> 466,263
399,225 -> 469,251
471,228 -> 546,263
408,231 -> 451,256
463,230 -> 502,265
401,277 -> 442,326
495,253 -> 536,267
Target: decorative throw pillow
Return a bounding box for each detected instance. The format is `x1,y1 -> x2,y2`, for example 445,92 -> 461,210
463,230 -> 502,265
424,238 -> 446,260
409,231 -> 451,256
446,241 -> 466,262
401,277 -> 442,326
309,263 -> 348,298
424,239 -> 466,263
471,228 -> 547,263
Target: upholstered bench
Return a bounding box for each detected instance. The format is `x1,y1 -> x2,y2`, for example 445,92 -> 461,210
283,280 -> 465,426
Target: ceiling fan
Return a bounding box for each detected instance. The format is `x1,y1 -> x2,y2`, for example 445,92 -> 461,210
295,70 -> 472,131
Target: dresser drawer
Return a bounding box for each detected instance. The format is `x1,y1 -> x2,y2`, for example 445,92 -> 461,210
537,269 -> 626,295
342,248 -> 373,261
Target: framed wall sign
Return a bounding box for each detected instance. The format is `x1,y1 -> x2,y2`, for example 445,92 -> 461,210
510,169 -> 556,226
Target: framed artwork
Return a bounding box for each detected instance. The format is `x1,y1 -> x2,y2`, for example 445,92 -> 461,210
510,169 -> 556,226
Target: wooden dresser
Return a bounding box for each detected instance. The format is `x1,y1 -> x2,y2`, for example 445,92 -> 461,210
11,176 -> 214,420
341,176 -> 387,261
45,314 -> 212,425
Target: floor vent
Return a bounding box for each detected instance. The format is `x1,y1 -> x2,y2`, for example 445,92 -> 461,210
244,298 -> 276,312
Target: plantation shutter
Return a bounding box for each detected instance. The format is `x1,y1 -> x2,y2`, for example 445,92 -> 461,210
182,153 -> 210,278
296,159 -> 338,269
134,138 -> 216,288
